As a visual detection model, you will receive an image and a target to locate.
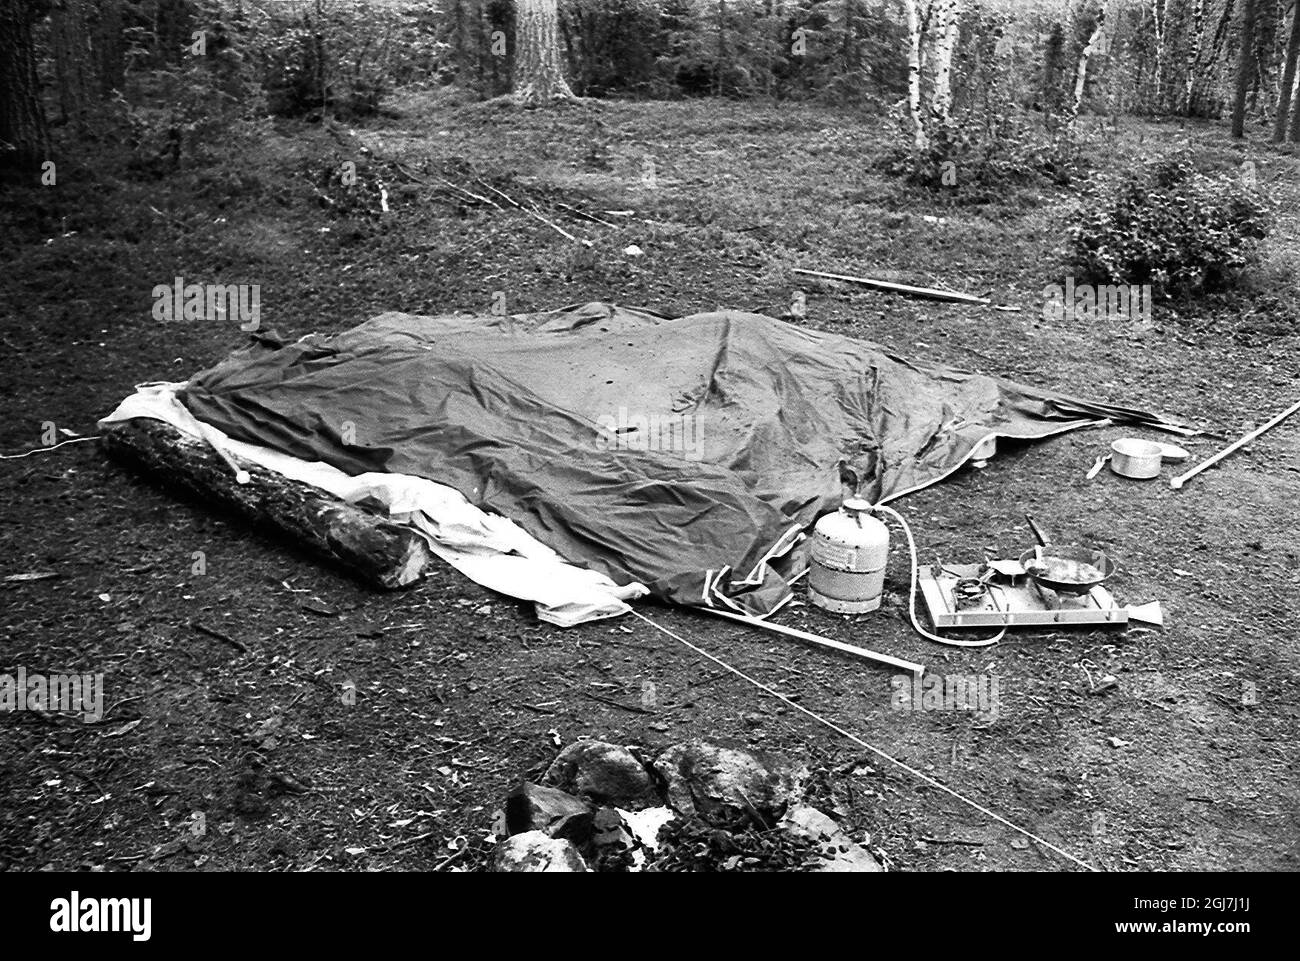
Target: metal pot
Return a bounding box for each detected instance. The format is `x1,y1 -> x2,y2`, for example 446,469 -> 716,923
1109,438 -> 1163,479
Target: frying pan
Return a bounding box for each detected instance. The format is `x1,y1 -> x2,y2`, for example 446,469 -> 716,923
1016,514 -> 1116,596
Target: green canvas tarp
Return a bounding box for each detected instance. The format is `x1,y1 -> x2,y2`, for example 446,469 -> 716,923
177,302 -> 1176,615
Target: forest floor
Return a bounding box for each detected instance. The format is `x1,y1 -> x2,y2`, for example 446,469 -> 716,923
1,93 -> 1298,872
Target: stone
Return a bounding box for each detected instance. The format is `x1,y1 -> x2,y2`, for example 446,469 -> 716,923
493,831 -> 589,872
504,782 -> 594,844
542,740 -> 660,809
591,806 -> 637,853
779,805 -> 883,873
653,739 -> 808,825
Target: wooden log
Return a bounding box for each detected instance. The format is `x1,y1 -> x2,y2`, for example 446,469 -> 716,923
100,418 -> 432,590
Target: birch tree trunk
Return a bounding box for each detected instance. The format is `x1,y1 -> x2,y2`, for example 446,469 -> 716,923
1073,7 -> 1107,116
901,0 -> 927,151
0,0 -> 50,183
1292,37 -> 1300,137
929,0 -> 962,126
1185,0 -> 1206,112
1232,0 -> 1259,136
1274,1 -> 1300,140
513,0 -> 576,106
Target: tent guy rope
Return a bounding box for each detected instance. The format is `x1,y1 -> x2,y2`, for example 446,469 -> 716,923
629,608 -> 1098,872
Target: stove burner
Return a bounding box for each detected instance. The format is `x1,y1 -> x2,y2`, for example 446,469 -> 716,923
952,577 -> 988,609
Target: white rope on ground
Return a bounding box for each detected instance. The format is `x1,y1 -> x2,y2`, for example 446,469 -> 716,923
0,436 -> 98,459
629,608 -> 1098,872
873,503 -> 1006,648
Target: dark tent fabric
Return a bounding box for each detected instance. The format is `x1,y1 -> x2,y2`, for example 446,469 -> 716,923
178,302 -> 1176,615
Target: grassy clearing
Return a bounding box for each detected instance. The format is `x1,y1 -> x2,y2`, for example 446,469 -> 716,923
1,97 -> 1298,872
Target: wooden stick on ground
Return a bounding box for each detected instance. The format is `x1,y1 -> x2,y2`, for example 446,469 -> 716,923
1170,398 -> 1300,489
101,418 -> 433,590
707,608 -> 926,676
793,267 -> 991,306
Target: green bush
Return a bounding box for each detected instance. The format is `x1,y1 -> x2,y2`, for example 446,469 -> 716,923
887,113 -> 1083,199
1068,154 -> 1272,300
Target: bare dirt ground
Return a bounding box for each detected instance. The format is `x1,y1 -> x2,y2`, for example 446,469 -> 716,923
1,96 -> 1297,872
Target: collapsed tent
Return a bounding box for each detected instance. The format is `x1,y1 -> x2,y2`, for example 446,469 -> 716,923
114,302 -> 1175,620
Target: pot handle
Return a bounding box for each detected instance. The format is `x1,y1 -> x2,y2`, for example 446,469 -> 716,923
1024,513 -> 1052,547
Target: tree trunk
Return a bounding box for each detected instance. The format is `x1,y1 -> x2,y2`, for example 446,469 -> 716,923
901,0 -> 927,151
0,0 -> 50,183
1152,0 -> 1165,109
97,0 -> 125,98
101,419 -> 433,590
1292,41 -> 1300,137
929,0 -> 961,126
1186,0 -> 1205,112
1233,0 -> 1259,136
1073,7 -> 1107,116
1273,1 -> 1300,139
1199,0 -> 1237,116
1042,22 -> 1065,109
513,0 -> 576,105
49,0 -> 97,131
716,0 -> 725,97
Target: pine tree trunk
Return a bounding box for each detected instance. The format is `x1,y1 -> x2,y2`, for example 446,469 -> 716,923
97,0 -> 125,98
1273,1 -> 1300,140
513,0 -> 576,105
0,0 -> 50,184
1232,0 -> 1259,136
49,0 -> 97,131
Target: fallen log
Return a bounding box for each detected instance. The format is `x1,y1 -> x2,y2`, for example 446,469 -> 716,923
100,418 -> 432,590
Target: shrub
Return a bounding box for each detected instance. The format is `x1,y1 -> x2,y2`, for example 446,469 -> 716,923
888,114 -> 1083,197
1068,154 -> 1272,300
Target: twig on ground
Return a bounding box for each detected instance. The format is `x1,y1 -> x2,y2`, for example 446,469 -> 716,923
148,205 -> 188,229
920,836 -> 985,846
551,200 -> 618,228
396,163 -> 502,208
374,830 -> 437,854
191,621 -> 249,654
432,847 -> 468,871
477,179 -> 592,246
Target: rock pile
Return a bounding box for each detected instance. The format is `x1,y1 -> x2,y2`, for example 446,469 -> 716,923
492,738 -> 882,873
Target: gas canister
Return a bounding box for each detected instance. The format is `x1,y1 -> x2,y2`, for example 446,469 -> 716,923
808,498 -> 890,614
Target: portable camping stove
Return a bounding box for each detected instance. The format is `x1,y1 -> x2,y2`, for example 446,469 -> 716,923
919,561 -> 1129,629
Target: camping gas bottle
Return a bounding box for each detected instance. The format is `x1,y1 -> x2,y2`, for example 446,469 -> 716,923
808,498 -> 889,614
